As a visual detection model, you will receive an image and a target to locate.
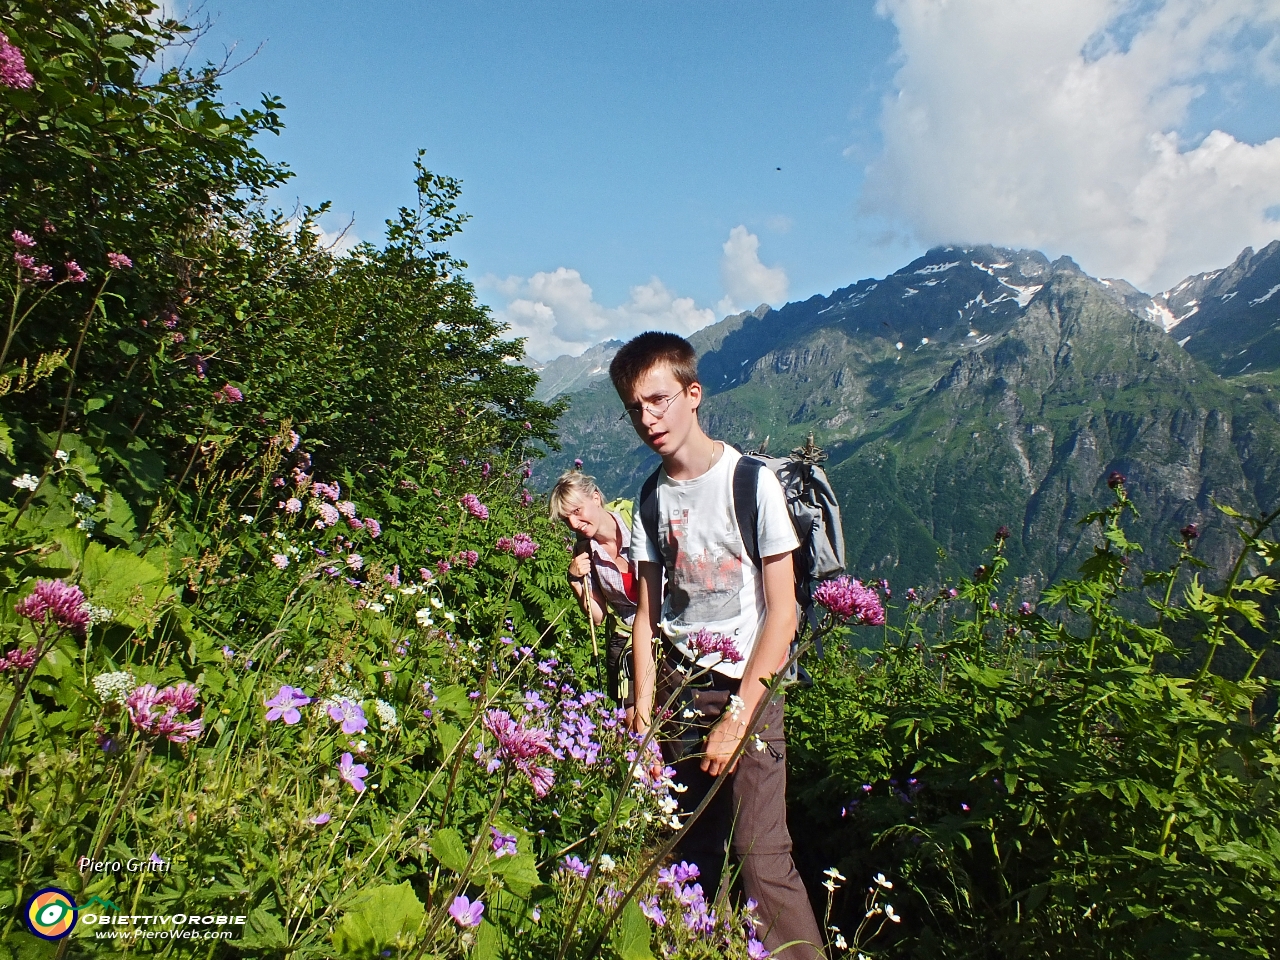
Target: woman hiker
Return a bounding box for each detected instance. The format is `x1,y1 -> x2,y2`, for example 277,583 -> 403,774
549,470 -> 638,721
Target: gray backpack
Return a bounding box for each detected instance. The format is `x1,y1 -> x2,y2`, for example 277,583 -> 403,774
638,433 -> 846,623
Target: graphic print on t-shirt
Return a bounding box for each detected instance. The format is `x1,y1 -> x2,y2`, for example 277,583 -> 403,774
665,506 -> 744,624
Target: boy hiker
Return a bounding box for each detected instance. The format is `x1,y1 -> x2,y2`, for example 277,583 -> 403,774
610,332 -> 825,959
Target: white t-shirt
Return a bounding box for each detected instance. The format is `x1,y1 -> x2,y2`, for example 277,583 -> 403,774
630,446 -> 799,679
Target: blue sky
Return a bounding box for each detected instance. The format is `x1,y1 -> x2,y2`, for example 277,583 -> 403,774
198,1 -> 1280,359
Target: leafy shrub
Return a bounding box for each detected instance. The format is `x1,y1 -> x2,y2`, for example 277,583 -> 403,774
789,487 -> 1280,959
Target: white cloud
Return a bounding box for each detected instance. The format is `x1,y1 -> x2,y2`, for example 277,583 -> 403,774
489,226 -> 792,361
486,268 -> 715,362
717,225 -> 790,315
864,0 -> 1280,292
312,222 -> 360,256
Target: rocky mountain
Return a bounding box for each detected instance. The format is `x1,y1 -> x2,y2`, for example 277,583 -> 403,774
529,339 -> 623,401
534,244 -> 1280,610
1148,240 -> 1280,379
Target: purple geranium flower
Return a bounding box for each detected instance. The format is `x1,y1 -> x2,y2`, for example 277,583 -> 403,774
639,896 -> 666,926
491,827 -> 518,858
339,752 -> 368,793
327,698 -> 368,735
448,895 -> 484,928
265,685 -> 311,725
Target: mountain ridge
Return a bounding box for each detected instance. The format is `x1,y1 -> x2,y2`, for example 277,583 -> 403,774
535,241 -> 1280,602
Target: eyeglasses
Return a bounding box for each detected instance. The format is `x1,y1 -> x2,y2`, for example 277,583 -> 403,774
618,387 -> 686,423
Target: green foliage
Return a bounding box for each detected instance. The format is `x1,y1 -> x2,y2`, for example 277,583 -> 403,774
789,488 -> 1280,959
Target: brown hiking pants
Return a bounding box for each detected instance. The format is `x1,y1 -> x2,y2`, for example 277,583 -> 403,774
657,658 -> 826,959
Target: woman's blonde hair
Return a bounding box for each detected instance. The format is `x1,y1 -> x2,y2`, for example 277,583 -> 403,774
548,470 -> 605,522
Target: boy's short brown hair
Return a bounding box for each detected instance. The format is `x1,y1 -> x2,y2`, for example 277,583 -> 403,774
609,331 -> 699,400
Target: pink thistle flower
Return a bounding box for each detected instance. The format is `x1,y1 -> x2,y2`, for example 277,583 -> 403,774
0,33 -> 34,89
316,503 -> 340,527
158,682 -> 199,714
687,628 -> 742,665
336,500 -> 357,519
106,252 -> 132,270
436,559 -> 451,577
11,229 -> 35,249
264,685 -> 311,724
13,252 -> 35,270
364,517 -> 381,538
312,481 -> 341,502
271,554 -> 289,570
284,497 -> 302,514
345,553 -> 363,571
496,533 -> 539,561
461,549 -> 478,568
287,430 -> 301,451
214,384 -> 243,403
461,493 -> 489,520
64,261 -> 87,283
346,516 -> 364,531
30,263 -> 52,282
813,576 -> 886,625
327,698 -> 368,735
448,895 -> 484,928
482,708 -> 556,797
521,488 -> 533,506
339,751 -> 368,792
15,579 -> 91,636
170,331 -> 185,344
0,646 -> 39,673
126,683 -> 204,743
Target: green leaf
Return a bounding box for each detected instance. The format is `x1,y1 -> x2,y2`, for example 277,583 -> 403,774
331,882 -> 425,957
492,852 -> 540,898
614,899 -> 654,960
472,918 -> 501,960
240,906 -> 289,948
430,827 -> 470,873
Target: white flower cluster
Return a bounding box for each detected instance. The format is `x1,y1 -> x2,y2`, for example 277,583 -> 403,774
11,474 -> 39,491
374,699 -> 398,729
87,604 -> 114,626
92,670 -> 136,705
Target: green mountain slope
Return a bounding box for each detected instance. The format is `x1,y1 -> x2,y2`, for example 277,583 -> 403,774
538,246 -> 1280,596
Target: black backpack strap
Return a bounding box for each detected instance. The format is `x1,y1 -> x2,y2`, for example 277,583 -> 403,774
638,467 -> 662,571
733,456 -> 763,570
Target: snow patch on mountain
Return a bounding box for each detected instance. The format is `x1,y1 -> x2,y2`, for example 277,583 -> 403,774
1249,284 -> 1280,306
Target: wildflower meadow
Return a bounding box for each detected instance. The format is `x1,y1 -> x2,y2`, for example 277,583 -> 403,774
1,3 -> 1277,959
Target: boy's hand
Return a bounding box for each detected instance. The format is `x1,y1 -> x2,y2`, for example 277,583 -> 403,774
702,716 -> 747,777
